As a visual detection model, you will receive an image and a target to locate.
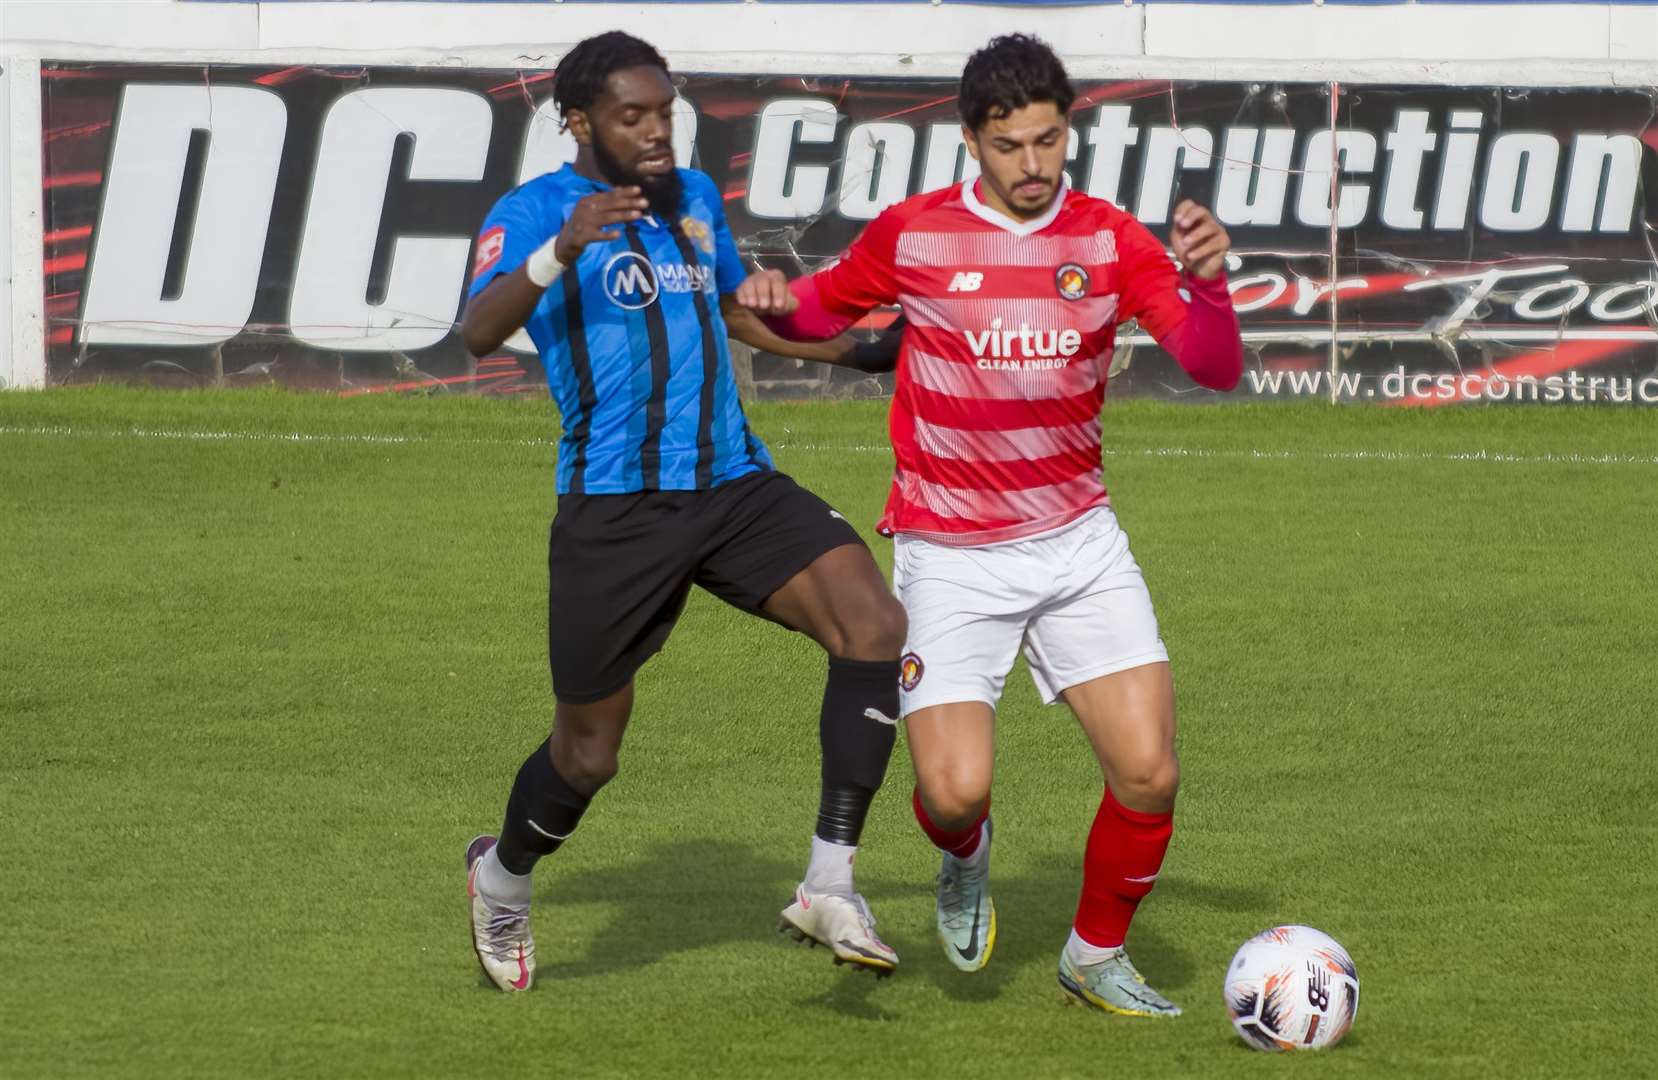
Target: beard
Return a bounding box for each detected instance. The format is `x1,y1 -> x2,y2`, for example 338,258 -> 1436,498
592,135 -> 682,219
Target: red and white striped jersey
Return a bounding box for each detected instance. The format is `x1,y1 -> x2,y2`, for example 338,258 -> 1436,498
813,179 -> 1192,546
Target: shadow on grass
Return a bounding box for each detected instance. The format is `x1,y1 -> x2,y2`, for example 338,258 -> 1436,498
516,838 -> 1268,1019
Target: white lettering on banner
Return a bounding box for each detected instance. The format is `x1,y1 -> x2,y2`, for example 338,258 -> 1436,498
1403,263 -> 1568,333
839,122 -> 916,221
1380,109 -> 1437,230
748,98 -> 839,219
290,87 -> 491,352
1136,125 -> 1214,225
921,123 -> 981,192
1084,106 -> 1138,207
1433,110 -> 1483,230
1481,133 -> 1561,232
1514,278 -> 1591,320
1215,127 -> 1297,227
81,85 -> 286,347
516,97 -> 580,188
1588,281 -> 1658,321
1560,134 -> 1642,233
1295,129 -> 1377,229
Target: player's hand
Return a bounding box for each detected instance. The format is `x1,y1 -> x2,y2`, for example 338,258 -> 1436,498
1171,200 -> 1229,281
735,269 -> 799,317
553,187 -> 649,265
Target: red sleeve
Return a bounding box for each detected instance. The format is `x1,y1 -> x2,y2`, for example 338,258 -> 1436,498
811,206 -> 904,318
1115,215 -> 1243,392
761,276 -> 855,342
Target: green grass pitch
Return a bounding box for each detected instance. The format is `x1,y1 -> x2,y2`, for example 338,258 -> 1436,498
2,387 -> 1654,1079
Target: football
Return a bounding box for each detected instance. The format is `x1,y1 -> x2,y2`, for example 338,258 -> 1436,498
1224,925 -> 1360,1051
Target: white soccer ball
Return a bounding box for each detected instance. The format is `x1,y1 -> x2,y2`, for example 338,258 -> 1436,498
1223,925 -> 1359,1051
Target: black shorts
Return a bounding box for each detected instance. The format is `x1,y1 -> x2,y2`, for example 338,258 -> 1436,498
547,469 -> 865,704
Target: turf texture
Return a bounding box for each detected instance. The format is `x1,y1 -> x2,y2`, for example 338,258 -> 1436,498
2,387 -> 1654,1078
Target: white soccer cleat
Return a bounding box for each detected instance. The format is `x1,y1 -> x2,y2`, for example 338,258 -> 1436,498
466,835 -> 535,992
778,887 -> 899,976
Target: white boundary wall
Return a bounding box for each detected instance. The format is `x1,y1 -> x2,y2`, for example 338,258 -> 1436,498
4,0 -> 1657,389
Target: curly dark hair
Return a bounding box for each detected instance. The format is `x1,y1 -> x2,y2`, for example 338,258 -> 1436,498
958,34 -> 1074,131
552,31 -> 669,119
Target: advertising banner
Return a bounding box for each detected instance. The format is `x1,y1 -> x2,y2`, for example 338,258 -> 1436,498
40,64 -> 1658,403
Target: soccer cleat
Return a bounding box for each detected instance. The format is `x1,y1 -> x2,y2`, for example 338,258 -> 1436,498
778,887 -> 898,976
466,835 -> 535,993
935,820 -> 996,972
1057,946 -> 1182,1018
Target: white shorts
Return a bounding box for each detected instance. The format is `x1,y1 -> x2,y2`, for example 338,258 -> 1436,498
892,506 -> 1169,715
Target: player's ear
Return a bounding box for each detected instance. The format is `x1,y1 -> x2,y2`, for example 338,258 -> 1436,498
565,108 -> 593,146
961,125 -> 982,163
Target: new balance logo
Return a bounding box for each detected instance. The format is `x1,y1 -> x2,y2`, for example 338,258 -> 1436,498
947,272 -> 984,293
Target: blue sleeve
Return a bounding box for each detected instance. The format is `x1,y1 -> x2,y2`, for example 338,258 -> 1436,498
468,186 -> 563,300
710,187 -> 748,296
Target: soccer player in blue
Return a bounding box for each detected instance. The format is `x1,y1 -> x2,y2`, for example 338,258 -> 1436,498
459,32 -> 907,992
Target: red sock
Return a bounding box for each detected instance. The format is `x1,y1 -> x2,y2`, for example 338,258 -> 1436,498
912,788 -> 988,860
1074,786 -> 1173,948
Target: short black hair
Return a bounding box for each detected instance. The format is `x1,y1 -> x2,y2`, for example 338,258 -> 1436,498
553,31 -> 669,118
958,34 -> 1075,131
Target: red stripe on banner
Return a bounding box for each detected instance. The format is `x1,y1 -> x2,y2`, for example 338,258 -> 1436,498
1070,82 -> 1171,110
45,121 -> 112,143
43,253 -> 88,275
1235,271 -> 1426,312
253,67 -> 309,87
486,71 -> 556,97
873,95 -> 956,122
43,171 -> 103,190
44,226 -> 94,246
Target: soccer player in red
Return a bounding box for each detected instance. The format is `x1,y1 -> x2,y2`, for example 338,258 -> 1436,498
737,35 -> 1242,1016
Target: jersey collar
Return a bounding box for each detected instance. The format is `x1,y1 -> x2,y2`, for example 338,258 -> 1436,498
962,176 -> 1069,237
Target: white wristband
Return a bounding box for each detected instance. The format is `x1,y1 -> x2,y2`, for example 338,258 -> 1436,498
525,235 -> 566,288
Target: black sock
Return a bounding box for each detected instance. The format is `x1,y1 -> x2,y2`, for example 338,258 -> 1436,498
816,657 -> 900,845
496,739 -> 593,875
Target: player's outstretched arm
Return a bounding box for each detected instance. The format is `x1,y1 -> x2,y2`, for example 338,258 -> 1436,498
720,295 -> 902,373
1130,200 -> 1244,391
460,187 -> 649,357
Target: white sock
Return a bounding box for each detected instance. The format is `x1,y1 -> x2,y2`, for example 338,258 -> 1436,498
1066,929 -> 1124,967
802,835 -> 857,898
476,845 -> 533,906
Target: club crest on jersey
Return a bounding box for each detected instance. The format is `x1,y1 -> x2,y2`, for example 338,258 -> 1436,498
900,652 -> 925,692
1056,263 -> 1090,301
679,215 -> 715,255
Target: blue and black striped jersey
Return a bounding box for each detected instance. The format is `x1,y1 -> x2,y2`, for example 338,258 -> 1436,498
470,165 -> 773,494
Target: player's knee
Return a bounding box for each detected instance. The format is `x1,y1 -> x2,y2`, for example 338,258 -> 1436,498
833,594 -> 907,661
550,732 -> 621,796
919,775 -> 989,832
1113,755 -> 1180,813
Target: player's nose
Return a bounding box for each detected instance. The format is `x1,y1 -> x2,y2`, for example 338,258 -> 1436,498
640,114 -> 672,147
